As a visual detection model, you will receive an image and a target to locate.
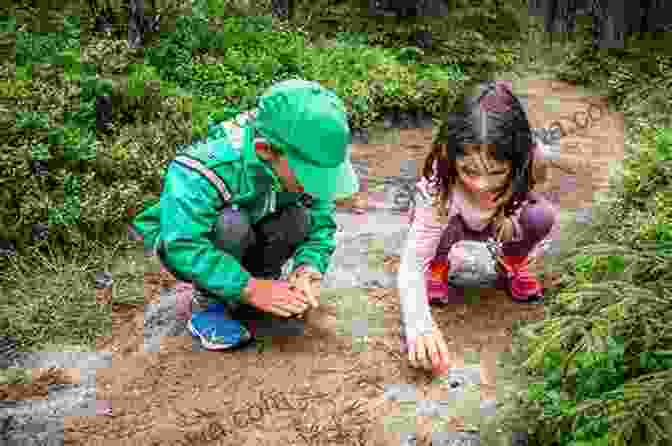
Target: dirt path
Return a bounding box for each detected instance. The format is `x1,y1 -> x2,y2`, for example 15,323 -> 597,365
3,79 -> 625,446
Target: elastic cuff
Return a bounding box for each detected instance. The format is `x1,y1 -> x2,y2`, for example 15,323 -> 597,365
292,264 -> 322,277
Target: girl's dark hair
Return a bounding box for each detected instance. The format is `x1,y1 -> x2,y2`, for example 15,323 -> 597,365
422,80 -> 540,226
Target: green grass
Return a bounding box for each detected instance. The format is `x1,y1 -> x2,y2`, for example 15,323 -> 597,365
3,6 -> 671,444
0,368 -> 32,386
0,229 -> 148,355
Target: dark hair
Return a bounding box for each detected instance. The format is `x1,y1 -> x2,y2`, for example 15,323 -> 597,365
422,80 -> 539,225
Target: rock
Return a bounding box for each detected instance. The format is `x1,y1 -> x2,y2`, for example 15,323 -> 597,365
323,211 -> 409,290
0,239 -> 16,257
352,128 -> 370,145
0,336 -> 20,368
0,350 -> 113,445
94,271 -> 114,290
398,111 -> 415,129
31,160 -> 49,177
351,159 -> 370,179
31,224 -> 49,242
417,110 -> 434,128
383,111 -> 396,129
414,30 -> 433,49
142,287 -> 192,353
479,399 -> 497,418
271,0 -> 293,19
383,383 -> 417,402
575,207 -> 593,225
511,431 -> 529,446
434,367 -> 481,394
400,432 -> 417,446
418,0 -> 451,17
95,95 -> 114,135
94,14 -> 113,34
432,431 -> 481,446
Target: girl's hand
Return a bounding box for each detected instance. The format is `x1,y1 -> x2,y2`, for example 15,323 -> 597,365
408,326 -> 451,374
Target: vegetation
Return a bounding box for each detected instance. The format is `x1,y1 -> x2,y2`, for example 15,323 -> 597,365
486,15 -> 672,446
1,0 -> 671,444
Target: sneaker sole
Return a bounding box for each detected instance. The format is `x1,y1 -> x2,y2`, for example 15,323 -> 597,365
187,320 -> 252,351
244,317 -> 305,338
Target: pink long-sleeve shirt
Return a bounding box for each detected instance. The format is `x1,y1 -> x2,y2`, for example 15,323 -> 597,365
397,143 -> 559,341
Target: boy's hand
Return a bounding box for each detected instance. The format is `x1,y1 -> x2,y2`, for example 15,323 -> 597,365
288,266 -> 322,309
242,278 -> 309,318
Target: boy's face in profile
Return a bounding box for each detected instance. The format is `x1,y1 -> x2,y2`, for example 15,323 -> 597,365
255,142 -> 305,194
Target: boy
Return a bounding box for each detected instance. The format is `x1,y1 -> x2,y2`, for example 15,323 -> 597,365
129,79 -> 359,350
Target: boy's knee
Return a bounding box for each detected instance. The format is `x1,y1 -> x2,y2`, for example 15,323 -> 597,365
211,207 -> 256,258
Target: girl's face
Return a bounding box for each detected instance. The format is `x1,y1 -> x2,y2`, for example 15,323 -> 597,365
455,145 -> 511,208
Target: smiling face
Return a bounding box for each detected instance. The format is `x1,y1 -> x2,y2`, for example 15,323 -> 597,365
455,144 -> 512,209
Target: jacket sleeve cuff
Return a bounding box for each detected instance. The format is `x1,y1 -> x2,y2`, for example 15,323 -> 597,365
292,264 -> 323,277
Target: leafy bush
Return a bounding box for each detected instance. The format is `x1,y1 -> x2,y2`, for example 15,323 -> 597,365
498,118 -> 672,444
621,127 -> 672,208
14,15 -> 81,67
494,24 -> 672,431
334,30 -> 369,47
0,1 -> 530,268
525,337 -> 627,446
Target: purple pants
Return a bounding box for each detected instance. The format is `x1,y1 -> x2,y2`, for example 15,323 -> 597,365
429,191 -> 558,293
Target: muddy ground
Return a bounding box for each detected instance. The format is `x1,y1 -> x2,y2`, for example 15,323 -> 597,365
0,78 -> 625,446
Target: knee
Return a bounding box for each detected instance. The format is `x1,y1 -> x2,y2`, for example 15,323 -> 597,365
211,208 -> 256,257
519,198 -> 557,241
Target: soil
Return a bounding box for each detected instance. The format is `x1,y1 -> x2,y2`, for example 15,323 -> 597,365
2,79 -> 625,446
0,368 -> 79,402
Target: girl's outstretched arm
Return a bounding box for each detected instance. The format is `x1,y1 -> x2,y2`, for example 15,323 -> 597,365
397,177 -> 452,343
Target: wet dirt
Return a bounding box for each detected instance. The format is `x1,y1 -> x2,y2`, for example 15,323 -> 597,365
1,78 -> 625,446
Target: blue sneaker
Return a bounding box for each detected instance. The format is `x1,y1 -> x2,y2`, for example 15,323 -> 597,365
188,303 -> 253,350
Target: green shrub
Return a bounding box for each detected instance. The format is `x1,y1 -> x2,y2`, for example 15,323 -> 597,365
498,99 -> 672,444
525,337 -> 626,445
334,30 -> 369,47
0,1 -> 526,267
622,127 -> 672,215
15,15 -> 81,67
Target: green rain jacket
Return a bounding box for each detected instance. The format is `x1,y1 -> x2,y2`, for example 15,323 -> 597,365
129,110 -> 338,303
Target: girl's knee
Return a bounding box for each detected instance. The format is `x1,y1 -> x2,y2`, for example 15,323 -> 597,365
519,198 -> 557,240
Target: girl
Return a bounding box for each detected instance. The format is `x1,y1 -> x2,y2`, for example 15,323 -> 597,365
397,80 -> 560,375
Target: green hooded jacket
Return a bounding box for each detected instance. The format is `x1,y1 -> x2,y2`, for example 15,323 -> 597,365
129,110 -> 337,303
